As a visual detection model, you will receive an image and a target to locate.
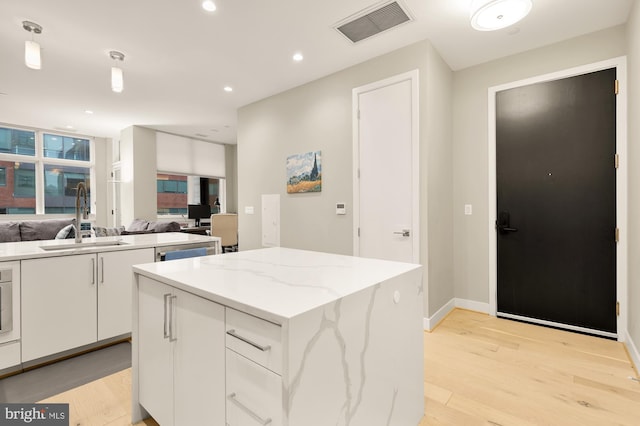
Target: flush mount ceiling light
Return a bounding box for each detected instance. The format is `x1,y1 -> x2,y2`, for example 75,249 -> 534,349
22,20 -> 43,70
202,0 -> 216,12
470,0 -> 532,31
292,52 -> 304,62
109,50 -> 125,93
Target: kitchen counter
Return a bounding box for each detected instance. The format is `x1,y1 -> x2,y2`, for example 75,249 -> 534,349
0,232 -> 220,261
132,247 -> 424,425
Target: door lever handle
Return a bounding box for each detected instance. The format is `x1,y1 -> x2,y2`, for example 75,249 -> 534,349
495,222 -> 518,233
393,229 -> 410,237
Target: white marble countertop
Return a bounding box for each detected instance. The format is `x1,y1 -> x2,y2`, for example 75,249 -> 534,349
0,232 -> 219,262
133,247 -> 422,323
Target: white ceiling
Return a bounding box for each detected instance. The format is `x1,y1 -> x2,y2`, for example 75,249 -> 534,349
0,0 -> 633,144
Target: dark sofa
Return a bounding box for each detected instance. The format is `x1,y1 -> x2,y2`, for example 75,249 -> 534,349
0,218 -> 182,243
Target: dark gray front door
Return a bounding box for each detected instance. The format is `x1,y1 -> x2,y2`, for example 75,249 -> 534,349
496,68 -> 617,334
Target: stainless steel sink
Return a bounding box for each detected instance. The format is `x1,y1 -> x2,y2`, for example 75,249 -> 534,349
40,240 -> 129,251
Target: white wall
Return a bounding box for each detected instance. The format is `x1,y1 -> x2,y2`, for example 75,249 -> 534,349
625,2 -> 640,365
237,40 -> 454,319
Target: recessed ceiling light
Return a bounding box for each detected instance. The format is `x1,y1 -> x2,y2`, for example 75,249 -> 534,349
65,125 -> 74,129
293,52 -> 304,62
224,86 -> 233,92
85,110 -> 94,114
202,0 -> 216,12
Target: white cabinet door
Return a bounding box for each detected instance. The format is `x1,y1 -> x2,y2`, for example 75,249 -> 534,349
174,287 -> 225,425
21,254 -> 97,362
98,248 -> 154,340
138,277 -> 174,426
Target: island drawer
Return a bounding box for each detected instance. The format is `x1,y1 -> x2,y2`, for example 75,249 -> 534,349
226,349 -> 282,426
225,308 -> 282,375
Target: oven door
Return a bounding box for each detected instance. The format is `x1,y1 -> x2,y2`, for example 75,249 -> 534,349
0,280 -> 12,335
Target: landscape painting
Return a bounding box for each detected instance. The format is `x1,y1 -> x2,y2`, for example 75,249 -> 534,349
287,150 -> 322,193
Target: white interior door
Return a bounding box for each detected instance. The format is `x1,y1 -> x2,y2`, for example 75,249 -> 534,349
353,71 -> 419,263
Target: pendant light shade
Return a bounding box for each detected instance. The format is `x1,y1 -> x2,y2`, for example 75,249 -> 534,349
24,40 -> 41,70
109,51 -> 125,93
22,20 -> 43,70
470,0 -> 532,31
111,66 -> 124,93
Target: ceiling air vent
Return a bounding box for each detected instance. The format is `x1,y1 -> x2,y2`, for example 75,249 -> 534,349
335,1 -> 412,44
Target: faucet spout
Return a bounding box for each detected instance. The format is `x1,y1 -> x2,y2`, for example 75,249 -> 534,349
75,182 -> 88,243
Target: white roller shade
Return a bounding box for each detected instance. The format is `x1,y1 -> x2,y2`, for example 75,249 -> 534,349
156,132 -> 226,178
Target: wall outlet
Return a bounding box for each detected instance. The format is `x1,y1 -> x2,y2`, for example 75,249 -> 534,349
464,204 -> 473,215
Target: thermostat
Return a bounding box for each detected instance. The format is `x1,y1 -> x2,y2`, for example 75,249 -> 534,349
336,203 -> 346,215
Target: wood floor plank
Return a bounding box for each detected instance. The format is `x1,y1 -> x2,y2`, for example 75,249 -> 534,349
37,308 -> 639,425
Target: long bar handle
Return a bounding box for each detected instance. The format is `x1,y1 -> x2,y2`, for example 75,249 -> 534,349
163,293 -> 171,339
226,329 -> 271,352
91,258 -> 95,285
100,257 -> 105,283
169,295 -> 177,342
227,393 -> 272,425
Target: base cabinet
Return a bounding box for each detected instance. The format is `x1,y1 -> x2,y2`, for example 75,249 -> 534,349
22,248 -> 155,363
22,254 -> 97,362
98,248 -> 154,340
138,276 -> 225,426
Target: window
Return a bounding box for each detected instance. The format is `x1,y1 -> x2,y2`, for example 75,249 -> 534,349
44,165 -> 91,213
0,128 -> 36,156
157,174 -> 222,216
43,134 -> 90,160
157,174 -> 188,215
0,126 -> 93,215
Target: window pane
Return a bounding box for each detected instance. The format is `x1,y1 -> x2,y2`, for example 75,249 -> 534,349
0,127 -> 36,156
43,134 -> 90,161
0,161 -> 36,214
0,168 -> 6,186
44,164 -> 90,214
157,174 -> 188,215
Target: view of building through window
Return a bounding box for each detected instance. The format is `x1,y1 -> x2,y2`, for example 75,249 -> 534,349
157,174 -> 221,217
0,126 -> 92,214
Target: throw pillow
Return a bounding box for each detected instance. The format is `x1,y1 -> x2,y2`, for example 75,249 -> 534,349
55,224 -> 76,240
127,219 -> 149,232
0,221 -> 21,242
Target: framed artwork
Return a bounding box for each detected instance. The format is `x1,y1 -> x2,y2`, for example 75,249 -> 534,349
286,150 -> 322,193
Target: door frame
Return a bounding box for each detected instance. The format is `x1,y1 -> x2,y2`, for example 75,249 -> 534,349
488,57 -> 628,340
352,70 -> 420,263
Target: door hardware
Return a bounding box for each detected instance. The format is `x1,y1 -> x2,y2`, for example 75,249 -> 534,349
393,229 -> 410,237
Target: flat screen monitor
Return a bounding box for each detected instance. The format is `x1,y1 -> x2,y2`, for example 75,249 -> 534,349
188,204 -> 211,227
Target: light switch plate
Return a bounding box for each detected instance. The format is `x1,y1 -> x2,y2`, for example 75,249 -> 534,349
464,204 -> 472,215
245,206 -> 254,215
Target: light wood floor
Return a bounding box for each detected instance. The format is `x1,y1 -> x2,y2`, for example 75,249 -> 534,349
39,309 -> 640,425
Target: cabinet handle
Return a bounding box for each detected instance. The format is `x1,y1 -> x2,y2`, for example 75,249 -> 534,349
100,257 -> 105,283
91,258 -> 95,285
163,293 -> 171,339
226,329 -> 271,352
169,295 -> 177,342
227,392 -> 272,425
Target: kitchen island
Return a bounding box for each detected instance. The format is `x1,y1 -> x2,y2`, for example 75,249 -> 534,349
132,247 -> 424,426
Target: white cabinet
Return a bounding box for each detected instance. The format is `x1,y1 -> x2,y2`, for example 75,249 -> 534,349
22,254 -> 97,362
98,248 -> 154,340
22,248 -> 154,363
138,276 -> 225,426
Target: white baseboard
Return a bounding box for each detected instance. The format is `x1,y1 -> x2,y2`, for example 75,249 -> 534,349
625,330 -> 640,375
424,299 -> 455,331
424,298 -> 490,331
455,298 -> 490,314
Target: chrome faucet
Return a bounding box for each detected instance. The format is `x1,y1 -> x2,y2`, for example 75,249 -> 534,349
75,182 -> 88,243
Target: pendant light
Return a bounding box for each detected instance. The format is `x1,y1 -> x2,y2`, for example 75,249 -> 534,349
109,50 -> 125,93
22,21 -> 43,70
470,0 -> 532,31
